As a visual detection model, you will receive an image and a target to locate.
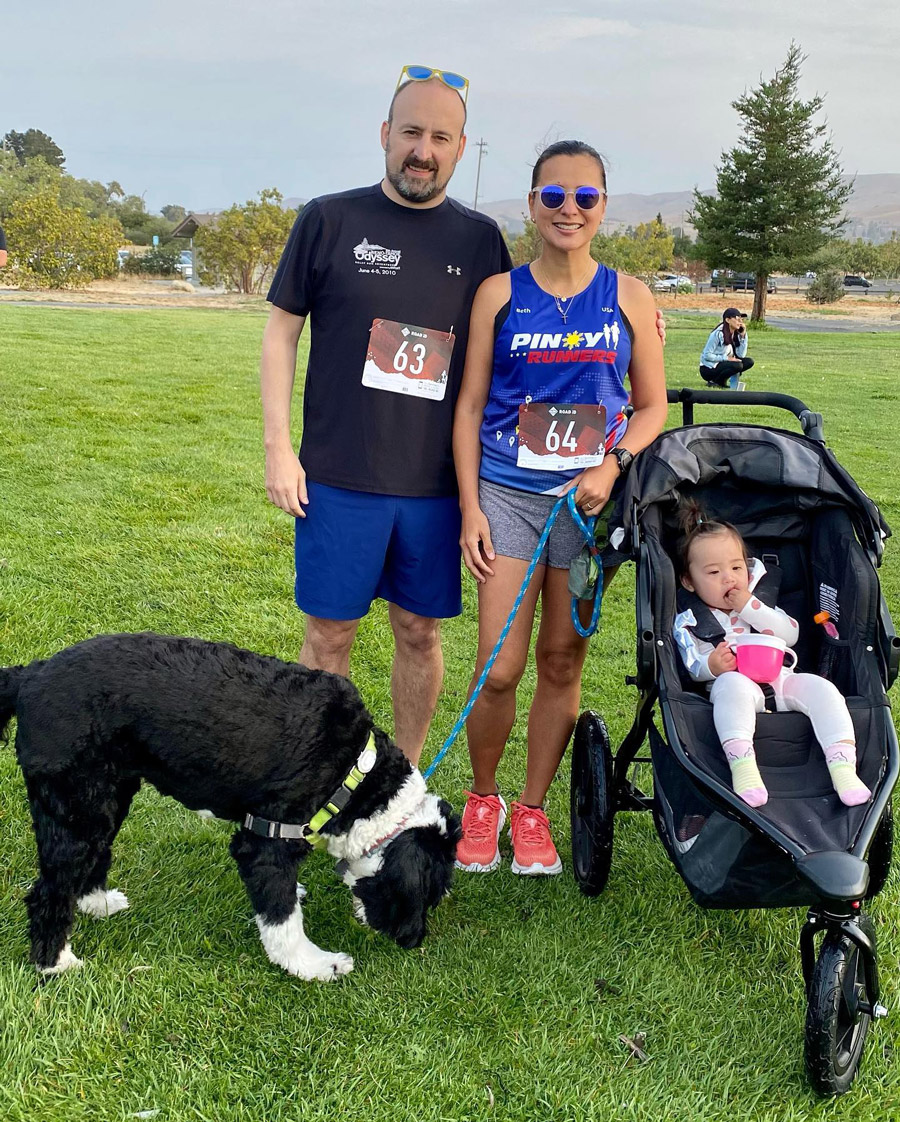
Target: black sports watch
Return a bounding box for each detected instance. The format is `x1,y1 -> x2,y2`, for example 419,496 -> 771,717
611,446 -> 634,475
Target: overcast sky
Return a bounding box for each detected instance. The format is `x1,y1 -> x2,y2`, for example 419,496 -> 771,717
3,0 -> 898,214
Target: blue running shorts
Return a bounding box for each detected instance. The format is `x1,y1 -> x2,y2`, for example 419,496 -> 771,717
295,481 -> 463,621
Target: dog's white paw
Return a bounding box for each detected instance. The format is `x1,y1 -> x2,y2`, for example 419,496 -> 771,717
195,809 -> 216,820
40,943 -> 84,975
283,949 -> 354,982
77,887 -> 130,918
295,883 -> 307,901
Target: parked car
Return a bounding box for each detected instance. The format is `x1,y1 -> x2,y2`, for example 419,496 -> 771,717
805,271 -> 817,279
718,272 -> 778,294
653,273 -> 693,292
174,250 -> 193,280
843,274 -> 872,289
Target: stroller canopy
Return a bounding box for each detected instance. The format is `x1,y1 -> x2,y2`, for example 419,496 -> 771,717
619,422 -> 889,562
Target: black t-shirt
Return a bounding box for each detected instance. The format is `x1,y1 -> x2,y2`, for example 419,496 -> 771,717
267,184 -> 512,497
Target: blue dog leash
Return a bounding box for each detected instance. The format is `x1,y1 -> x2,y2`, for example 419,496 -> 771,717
423,489 -> 602,780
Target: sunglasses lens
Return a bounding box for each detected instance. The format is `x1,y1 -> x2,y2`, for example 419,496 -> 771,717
575,187 -> 601,209
440,71 -> 467,90
405,65 -> 434,81
539,186 -> 566,209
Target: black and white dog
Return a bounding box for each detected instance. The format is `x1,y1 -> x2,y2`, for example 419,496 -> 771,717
0,633 -> 461,981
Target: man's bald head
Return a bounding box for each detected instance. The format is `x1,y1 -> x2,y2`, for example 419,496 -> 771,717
380,77 -> 468,208
388,78 -> 467,131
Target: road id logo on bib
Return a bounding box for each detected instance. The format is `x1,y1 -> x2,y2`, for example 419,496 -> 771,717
517,403 -> 607,471
363,318 -> 455,401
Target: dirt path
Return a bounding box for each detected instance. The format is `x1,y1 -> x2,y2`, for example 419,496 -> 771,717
0,277 -> 266,311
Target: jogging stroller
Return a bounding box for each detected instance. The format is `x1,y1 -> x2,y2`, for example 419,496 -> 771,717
570,388 -> 899,1095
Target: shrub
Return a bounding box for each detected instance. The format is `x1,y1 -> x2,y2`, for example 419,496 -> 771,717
196,188 -> 297,293
123,244 -> 182,276
806,270 -> 844,304
5,190 -> 121,289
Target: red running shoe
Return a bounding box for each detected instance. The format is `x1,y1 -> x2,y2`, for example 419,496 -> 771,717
509,801 -> 562,876
455,791 -> 507,872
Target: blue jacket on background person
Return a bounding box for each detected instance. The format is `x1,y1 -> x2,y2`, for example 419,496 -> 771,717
701,322 -> 748,367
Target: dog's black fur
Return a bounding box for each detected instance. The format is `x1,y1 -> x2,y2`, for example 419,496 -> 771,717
1,633 -> 461,976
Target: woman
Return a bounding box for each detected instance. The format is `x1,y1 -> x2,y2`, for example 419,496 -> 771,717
699,308 -> 754,389
452,140 -> 668,875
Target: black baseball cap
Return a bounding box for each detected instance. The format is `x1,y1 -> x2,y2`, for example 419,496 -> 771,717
723,307 -> 747,319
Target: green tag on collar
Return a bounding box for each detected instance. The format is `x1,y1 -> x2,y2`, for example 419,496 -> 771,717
301,733 -> 377,848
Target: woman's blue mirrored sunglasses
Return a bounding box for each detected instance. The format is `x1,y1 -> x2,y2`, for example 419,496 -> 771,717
534,185 -> 605,211
397,65 -> 469,102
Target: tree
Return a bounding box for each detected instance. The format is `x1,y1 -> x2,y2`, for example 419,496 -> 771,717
3,128 -> 65,168
505,215 -> 673,282
591,216 -> 673,282
880,234 -> 900,281
672,230 -> 694,259
105,194 -> 174,245
689,43 -> 851,321
505,219 -> 542,266
161,204 -> 187,224
0,151 -> 63,217
807,271 -> 844,304
840,238 -> 880,277
5,190 -> 122,289
195,188 -> 298,293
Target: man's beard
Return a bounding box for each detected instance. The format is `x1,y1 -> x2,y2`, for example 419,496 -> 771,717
385,150 -> 454,204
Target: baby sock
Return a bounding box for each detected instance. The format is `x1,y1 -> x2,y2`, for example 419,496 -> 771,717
722,738 -> 768,807
824,742 -> 871,806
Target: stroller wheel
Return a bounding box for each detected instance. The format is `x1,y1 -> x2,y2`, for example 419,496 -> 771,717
865,804 -> 893,900
569,710 -> 615,896
804,914 -> 875,1096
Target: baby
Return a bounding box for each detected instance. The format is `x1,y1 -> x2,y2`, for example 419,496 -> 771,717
673,504 -> 870,808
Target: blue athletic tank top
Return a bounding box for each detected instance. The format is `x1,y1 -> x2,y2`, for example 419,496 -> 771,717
479,263 -> 632,495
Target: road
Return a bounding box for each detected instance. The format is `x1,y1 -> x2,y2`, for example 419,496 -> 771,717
701,276 -> 900,297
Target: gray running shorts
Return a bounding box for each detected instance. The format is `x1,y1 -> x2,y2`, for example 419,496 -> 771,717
477,478 -> 605,570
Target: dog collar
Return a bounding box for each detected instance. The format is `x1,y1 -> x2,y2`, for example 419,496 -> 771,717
242,733 -> 377,848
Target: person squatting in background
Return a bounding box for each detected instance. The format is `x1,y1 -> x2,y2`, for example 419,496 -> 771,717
699,307 -> 754,389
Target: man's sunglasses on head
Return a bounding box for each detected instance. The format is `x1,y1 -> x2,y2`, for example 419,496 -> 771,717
397,65 -> 469,103
533,185 -> 606,211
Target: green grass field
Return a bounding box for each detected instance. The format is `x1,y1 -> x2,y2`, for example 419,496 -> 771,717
1,305 -> 899,1121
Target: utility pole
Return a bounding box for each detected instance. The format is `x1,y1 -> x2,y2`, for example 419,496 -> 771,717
472,138 -> 488,211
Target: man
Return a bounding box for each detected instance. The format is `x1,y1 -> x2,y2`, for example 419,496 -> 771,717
0,223 -> 7,269
261,69 -> 666,766
261,67 -> 510,764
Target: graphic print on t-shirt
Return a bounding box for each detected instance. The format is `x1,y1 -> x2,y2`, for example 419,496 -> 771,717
353,237 -> 402,274
266,185 -> 512,496
479,264 -> 632,495
362,318 -> 455,401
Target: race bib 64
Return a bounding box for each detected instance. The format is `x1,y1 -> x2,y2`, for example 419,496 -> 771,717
517,403 -> 607,471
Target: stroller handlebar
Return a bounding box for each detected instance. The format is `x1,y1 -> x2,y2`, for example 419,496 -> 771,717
667,387 -> 825,443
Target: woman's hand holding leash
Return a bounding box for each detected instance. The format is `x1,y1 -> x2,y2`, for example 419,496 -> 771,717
568,459 -> 617,516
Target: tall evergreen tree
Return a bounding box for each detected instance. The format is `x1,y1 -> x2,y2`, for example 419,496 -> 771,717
690,44 -> 851,320
3,129 -> 66,169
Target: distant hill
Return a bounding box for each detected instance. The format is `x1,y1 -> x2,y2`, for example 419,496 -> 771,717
478,174 -> 900,242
